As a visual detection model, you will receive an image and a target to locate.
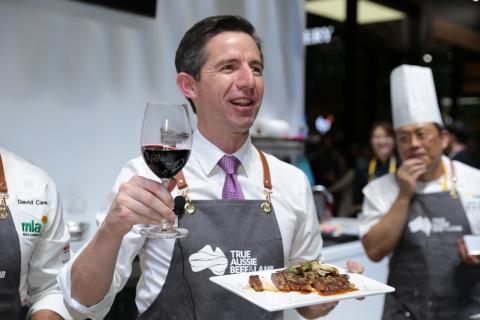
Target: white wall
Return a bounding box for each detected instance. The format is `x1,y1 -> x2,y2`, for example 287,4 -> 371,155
0,0 -> 305,247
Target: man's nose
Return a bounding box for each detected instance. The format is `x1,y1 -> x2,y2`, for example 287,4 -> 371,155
236,66 -> 255,90
411,134 -> 421,147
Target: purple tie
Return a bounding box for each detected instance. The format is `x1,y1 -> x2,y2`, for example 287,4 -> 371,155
218,155 -> 244,200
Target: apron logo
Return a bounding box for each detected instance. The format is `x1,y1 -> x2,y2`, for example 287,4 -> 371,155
463,193 -> 480,211
21,219 -> 42,237
189,245 -> 228,275
189,245 -> 275,276
409,216 -> 463,236
62,244 -> 71,263
0,271 -> 5,278
465,192 -> 480,199
229,250 -> 274,274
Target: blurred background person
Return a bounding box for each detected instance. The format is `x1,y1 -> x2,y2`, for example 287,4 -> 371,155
353,122 -> 399,213
445,120 -> 480,169
309,133 -> 344,190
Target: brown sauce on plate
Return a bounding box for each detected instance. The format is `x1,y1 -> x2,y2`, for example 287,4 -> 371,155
317,286 -> 358,296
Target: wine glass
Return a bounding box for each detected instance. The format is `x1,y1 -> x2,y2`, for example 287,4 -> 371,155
140,102 -> 192,239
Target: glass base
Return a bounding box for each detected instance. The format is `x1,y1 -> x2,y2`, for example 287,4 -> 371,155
139,225 -> 189,239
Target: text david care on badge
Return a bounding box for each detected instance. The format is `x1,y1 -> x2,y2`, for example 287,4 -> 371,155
17,199 -> 48,205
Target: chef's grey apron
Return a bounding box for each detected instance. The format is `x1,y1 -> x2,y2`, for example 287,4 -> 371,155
0,155 -> 22,320
382,181 -> 476,319
138,150 -> 284,320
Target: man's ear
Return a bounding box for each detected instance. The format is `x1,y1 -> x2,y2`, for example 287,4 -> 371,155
176,72 -> 198,99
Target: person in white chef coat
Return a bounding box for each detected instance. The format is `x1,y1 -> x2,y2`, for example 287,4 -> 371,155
0,147 -> 72,320
58,15 -> 363,320
359,65 -> 480,320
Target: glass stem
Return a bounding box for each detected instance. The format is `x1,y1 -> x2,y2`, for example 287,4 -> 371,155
160,178 -> 171,231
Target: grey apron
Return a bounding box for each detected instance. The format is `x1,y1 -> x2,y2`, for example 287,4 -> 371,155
0,154 -> 22,320
382,189 -> 476,320
138,152 -> 284,320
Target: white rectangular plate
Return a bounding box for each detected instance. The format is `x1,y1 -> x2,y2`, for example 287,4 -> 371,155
210,266 -> 395,312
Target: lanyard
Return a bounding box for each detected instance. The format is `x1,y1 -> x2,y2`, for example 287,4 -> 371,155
0,154 -> 10,219
368,156 -> 397,182
441,160 -> 458,199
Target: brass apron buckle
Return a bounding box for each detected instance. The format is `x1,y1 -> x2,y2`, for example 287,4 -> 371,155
261,189 -> 272,214
182,191 -> 196,215
0,193 -> 10,219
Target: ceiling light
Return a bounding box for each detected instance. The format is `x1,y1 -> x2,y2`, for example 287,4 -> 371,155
305,0 -> 406,24
423,53 -> 433,63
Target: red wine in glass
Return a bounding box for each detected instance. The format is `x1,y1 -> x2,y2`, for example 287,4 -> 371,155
142,145 -> 191,179
140,103 -> 192,239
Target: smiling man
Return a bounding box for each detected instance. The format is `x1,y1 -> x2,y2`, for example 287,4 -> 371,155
359,65 -> 480,320
57,15 -> 357,319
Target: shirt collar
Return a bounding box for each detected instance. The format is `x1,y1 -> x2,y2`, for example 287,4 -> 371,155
191,130 -> 255,177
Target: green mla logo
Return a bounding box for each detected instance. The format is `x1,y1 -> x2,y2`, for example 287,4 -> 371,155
22,220 -> 42,236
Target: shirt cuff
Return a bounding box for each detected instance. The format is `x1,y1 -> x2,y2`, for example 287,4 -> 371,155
27,292 -> 73,320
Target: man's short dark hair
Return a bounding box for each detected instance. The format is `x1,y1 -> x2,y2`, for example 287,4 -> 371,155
175,15 -> 263,112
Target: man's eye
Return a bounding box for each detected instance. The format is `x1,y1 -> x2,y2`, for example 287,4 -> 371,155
221,65 -> 235,72
252,66 -> 263,75
417,131 -> 427,139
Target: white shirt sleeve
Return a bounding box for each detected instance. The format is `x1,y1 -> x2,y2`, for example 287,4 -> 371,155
287,171 -> 323,264
357,174 -> 399,238
58,161 -> 146,320
26,176 -> 73,320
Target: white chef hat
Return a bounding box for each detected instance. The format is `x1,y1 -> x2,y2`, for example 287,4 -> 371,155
390,64 -> 443,129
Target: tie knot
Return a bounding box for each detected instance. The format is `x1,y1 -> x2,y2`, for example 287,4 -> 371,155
218,155 -> 241,175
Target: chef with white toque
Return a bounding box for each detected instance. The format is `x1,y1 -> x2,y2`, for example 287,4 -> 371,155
359,64 -> 480,320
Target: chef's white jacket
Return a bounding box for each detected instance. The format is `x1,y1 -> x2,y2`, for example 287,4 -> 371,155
0,147 -> 72,319
58,130 -> 323,319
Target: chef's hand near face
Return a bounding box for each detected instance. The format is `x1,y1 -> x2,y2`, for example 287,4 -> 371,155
104,175 -> 176,237
396,159 -> 427,198
458,238 -> 480,266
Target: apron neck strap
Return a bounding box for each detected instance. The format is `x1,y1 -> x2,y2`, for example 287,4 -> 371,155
174,171 -> 188,190
174,147 -> 273,214
174,147 -> 272,191
368,156 -> 397,183
0,154 -> 7,193
440,159 -> 458,199
256,148 -> 272,190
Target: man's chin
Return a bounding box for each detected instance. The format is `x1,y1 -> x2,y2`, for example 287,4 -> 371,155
235,119 -> 257,132
418,172 -> 429,182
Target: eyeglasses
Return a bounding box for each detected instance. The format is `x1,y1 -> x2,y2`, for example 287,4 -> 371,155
396,128 -> 436,145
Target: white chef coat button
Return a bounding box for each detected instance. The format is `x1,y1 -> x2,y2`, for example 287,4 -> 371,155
413,290 -> 419,296
427,300 -> 433,307
405,311 -> 411,317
